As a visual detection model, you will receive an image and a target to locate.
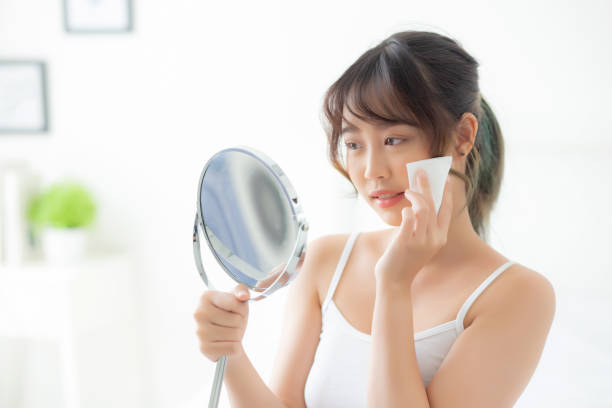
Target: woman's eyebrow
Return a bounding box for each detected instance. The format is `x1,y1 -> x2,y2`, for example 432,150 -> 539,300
340,122 -> 358,136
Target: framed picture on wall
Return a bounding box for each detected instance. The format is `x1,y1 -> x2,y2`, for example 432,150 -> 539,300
0,61 -> 49,133
63,0 -> 134,33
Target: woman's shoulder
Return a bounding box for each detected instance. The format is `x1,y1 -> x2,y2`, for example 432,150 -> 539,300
308,232 -> 352,249
304,233 -> 352,265
472,249 -> 556,327
300,232 -> 355,305
498,262 -> 556,315
303,229 -> 389,270
484,247 -> 555,302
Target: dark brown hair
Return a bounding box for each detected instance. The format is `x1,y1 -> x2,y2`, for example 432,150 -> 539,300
322,31 -> 504,240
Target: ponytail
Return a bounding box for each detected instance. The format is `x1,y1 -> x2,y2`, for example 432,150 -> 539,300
464,97 -> 505,241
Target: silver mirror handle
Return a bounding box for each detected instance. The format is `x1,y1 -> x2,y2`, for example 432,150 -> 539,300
195,214 -> 226,407
208,355 -> 227,408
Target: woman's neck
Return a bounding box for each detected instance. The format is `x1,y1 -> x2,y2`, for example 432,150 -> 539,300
430,203 -> 485,268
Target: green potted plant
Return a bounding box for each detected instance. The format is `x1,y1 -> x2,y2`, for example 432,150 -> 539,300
27,181 -> 96,263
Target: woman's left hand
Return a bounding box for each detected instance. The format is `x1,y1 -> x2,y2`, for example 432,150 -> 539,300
374,169 -> 454,289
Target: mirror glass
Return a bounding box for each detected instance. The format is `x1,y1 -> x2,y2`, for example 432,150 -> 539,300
195,147 -> 306,297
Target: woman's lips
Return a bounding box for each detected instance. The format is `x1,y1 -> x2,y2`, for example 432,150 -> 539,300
372,192 -> 404,208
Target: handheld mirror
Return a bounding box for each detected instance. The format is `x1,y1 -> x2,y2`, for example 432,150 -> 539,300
192,146 -> 308,408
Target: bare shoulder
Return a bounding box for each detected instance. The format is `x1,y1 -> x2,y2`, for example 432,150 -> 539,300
301,233 -> 351,271
427,262 -> 557,407
505,264 -> 556,317
507,264 -> 555,297
298,233 -> 353,306
481,261 -> 556,327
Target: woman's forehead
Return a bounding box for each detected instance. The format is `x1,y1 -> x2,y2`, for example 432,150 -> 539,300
341,83 -> 421,122
341,105 -> 419,131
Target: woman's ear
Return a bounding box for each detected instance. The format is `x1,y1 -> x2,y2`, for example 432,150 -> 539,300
453,112 -> 478,156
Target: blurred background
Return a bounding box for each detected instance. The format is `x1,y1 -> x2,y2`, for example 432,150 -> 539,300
0,0 -> 611,407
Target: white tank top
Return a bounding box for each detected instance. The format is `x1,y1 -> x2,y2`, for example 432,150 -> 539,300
304,231 -> 516,408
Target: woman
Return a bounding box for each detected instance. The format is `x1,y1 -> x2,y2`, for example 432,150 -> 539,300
194,30 -> 556,407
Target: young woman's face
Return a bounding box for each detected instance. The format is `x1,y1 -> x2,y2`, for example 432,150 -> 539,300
341,107 -> 432,226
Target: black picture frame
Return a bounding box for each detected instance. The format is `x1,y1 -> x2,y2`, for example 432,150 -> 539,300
0,61 -> 49,134
63,0 -> 134,33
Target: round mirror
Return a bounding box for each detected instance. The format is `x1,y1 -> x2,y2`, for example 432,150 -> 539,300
193,146 -> 308,299
192,146 -> 308,407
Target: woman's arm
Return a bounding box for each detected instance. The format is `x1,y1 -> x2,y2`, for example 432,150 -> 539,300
195,285 -> 285,408
268,235 -> 345,407
425,268 -> 556,407
368,281 -> 430,407
368,170 -> 454,407
222,235 -> 340,408
223,346 -> 286,408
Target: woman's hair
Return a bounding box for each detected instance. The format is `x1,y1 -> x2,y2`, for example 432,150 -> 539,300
322,31 -> 504,240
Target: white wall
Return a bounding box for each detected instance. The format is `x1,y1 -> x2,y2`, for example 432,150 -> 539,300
1,0 -> 611,407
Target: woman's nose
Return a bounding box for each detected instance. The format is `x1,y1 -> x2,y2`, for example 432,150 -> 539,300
363,151 -> 390,180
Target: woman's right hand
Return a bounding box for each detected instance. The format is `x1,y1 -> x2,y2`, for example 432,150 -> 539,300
194,284 -> 250,362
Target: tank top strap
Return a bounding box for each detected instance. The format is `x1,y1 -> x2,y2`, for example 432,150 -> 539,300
454,260 -> 517,335
321,231 -> 360,313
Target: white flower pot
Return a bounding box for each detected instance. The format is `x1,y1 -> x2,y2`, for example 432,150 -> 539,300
41,228 -> 89,264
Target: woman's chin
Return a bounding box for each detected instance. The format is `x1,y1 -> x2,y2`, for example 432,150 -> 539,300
375,208 -> 402,227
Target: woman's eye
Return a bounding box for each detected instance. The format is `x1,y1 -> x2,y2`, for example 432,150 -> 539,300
385,137 -> 404,146
345,142 -> 359,150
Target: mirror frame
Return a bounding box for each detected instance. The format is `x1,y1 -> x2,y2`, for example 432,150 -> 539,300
192,145 -> 308,300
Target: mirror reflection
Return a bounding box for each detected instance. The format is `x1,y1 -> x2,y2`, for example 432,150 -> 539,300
199,149 -> 298,289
